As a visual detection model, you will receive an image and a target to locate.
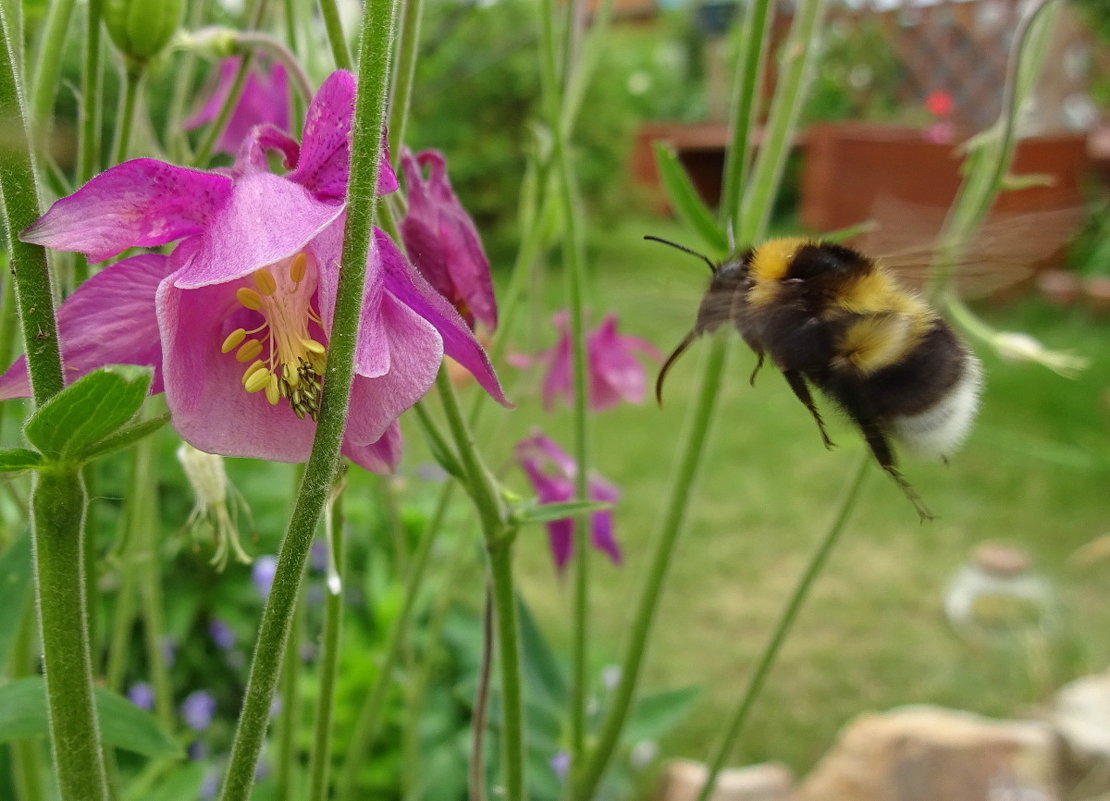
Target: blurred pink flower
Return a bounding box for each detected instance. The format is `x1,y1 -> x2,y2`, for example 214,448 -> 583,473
924,89 -> 954,117
515,431 -> 620,572
399,148 -> 497,331
3,71 -> 507,472
185,57 -> 290,155
513,311 -> 661,412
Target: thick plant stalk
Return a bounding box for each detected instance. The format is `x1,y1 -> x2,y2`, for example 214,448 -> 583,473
215,0 -> 399,796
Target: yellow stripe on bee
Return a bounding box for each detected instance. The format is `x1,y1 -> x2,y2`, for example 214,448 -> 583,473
747,237 -> 808,309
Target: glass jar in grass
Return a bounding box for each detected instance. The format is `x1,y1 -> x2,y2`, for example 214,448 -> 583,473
944,543 -> 1057,636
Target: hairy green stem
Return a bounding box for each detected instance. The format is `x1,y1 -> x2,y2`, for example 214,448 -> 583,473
113,65 -> 144,164
27,0 -> 76,144
276,590 -> 304,800
537,0 -> 593,764
433,368 -> 525,800
216,0 -> 398,796
318,0 -> 353,72
388,0 -> 423,163
306,489 -> 346,801
78,0 -> 103,184
694,455 -> 869,801
32,467 -> 110,801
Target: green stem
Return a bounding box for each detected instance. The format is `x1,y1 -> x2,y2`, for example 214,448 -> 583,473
32,467 -> 110,801
387,0 -> 423,162
719,0 -> 772,225
27,0 -> 76,144
434,369 -> 525,800
336,482 -> 455,800
276,589 -> 304,800
0,4 -> 63,406
693,455 -> 869,801
166,0 -> 207,163
737,0 -> 827,240
234,31 -> 314,102
538,0 -> 592,764
78,0 -> 103,184
572,337 -> 728,801
318,0 -> 354,72
216,0 -> 397,795
306,488 -> 346,801
9,609 -> 46,801
113,65 -> 144,173
193,53 -> 254,166
135,442 -> 174,732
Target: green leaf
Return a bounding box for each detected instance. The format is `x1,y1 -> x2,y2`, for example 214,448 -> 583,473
517,596 -> 567,706
0,449 -> 43,472
513,499 -> 609,526
0,677 -> 183,758
653,142 -> 730,255
125,761 -> 206,801
23,365 -> 152,462
0,532 -> 33,673
622,685 -> 701,744
81,414 -> 169,462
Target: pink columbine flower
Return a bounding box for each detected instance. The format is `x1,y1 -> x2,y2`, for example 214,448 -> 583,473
185,57 -> 290,156
399,148 -> 497,331
515,431 -> 620,572
514,311 -> 661,412
1,70 -> 507,473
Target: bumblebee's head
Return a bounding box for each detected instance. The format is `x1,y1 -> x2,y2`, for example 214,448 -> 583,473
644,236 -> 747,405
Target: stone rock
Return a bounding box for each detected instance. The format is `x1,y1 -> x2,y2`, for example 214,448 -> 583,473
791,705 -> 1061,801
656,758 -> 794,801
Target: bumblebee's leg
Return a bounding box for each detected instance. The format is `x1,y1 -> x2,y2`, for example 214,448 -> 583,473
749,350 -> 765,386
781,370 -> 835,449
835,390 -> 936,522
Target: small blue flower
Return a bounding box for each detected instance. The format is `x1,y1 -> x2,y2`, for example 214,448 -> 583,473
550,750 -> 571,781
127,682 -> 155,711
208,618 -> 236,650
180,689 -> 217,732
252,554 -> 278,600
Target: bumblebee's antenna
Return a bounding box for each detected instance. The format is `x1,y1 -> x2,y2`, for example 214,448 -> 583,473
655,329 -> 701,406
644,236 -> 718,275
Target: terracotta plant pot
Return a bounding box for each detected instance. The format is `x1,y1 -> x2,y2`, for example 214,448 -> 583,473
1084,276 -> 1110,314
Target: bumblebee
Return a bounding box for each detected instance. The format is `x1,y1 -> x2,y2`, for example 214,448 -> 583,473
651,236 -> 983,520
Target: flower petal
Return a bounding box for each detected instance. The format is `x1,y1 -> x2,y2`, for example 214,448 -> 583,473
287,70 -> 398,201
0,254 -> 171,400
589,476 -> 621,564
20,159 -> 232,263
345,293 -> 443,446
185,59 -> 291,157
342,420 -> 404,474
156,276 -> 319,462
376,231 -> 509,406
233,123 -> 300,177
170,172 -> 344,289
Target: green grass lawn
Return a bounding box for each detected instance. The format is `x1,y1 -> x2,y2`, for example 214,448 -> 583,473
493,214 -> 1110,776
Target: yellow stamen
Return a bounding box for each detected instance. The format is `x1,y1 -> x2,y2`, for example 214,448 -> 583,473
236,287 -> 264,310
235,339 -> 263,363
302,338 -> 325,355
289,253 -> 307,283
253,269 -> 277,296
242,360 -> 267,386
265,374 -> 280,405
221,328 -> 247,353
244,368 -> 272,393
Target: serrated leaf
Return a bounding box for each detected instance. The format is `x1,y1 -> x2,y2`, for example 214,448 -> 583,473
0,533 -> 33,673
23,365 -> 152,461
0,677 -> 183,759
81,414 -> 169,462
0,448 -> 43,472
513,499 -> 609,525
653,142 -> 729,255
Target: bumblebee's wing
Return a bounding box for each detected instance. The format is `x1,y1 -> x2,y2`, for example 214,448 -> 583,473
855,197 -> 1084,297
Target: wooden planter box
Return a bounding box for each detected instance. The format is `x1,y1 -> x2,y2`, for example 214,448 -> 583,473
799,122 -> 1093,256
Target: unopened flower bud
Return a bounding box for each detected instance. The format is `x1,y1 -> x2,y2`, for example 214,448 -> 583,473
177,442 -> 251,570
105,0 -> 184,66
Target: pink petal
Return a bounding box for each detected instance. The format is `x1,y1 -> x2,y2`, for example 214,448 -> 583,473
589,476 -> 621,564
0,254 -> 171,400
376,231 -> 509,406
157,276 -> 319,462
343,420 -> 403,473
170,172 -> 344,289
185,59 -> 291,156
287,71 -> 398,201
233,123 -> 300,176
21,160 -> 231,263
344,293 -> 443,448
